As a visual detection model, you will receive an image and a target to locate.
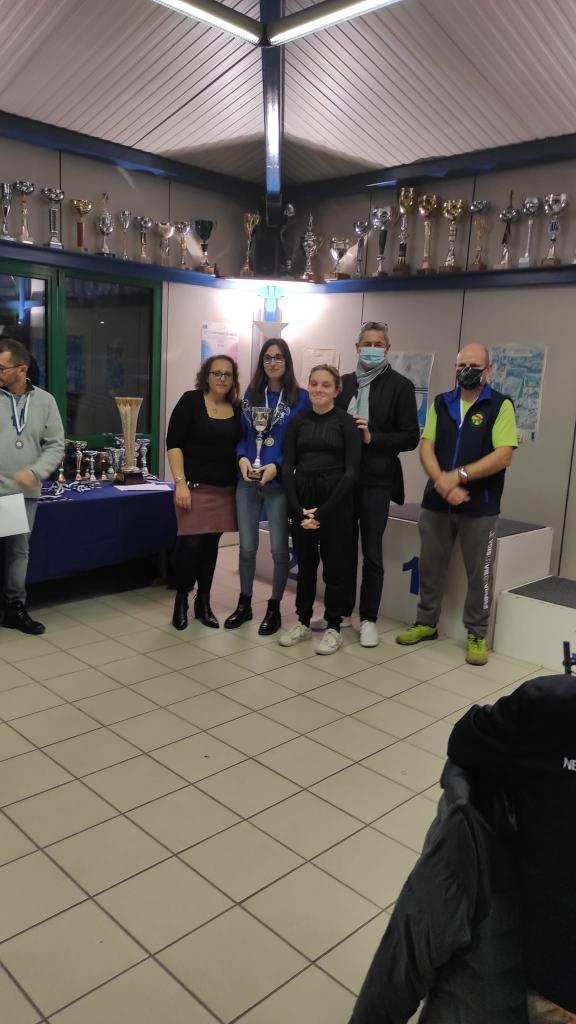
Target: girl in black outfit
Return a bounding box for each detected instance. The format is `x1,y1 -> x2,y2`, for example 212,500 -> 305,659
280,364 -> 361,656
166,355 -> 242,630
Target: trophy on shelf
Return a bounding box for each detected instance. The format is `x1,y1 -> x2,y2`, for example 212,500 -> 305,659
518,197 -> 540,268
352,219 -> 369,277
71,199 -> 92,252
495,192 -> 519,269
393,187 -> 416,275
469,199 -> 490,270
118,210 -> 131,261
440,198 -> 467,273
114,397 -> 144,484
417,194 -> 441,274
325,237 -> 351,280
157,221 -> 174,265
241,402 -> 273,480
135,216 -> 153,263
280,202 -> 296,276
300,214 -> 323,281
240,212 -> 261,277
0,183 -> 14,242
194,219 -> 216,274
40,187 -> 65,249
370,206 -> 393,276
174,220 -> 191,267
96,193 -> 114,256
13,181 -> 35,245
542,193 -> 568,265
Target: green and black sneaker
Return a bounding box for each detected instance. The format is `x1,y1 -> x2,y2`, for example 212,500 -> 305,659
466,633 -> 488,666
396,623 -> 439,646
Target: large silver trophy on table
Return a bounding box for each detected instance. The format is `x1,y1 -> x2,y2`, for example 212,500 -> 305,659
114,397 -> 144,484
241,403 -> 273,480
370,206 -> 393,276
542,193 -> 568,265
13,181 -> 35,244
1,183 -> 15,242
41,187 -> 65,249
518,197 -> 540,268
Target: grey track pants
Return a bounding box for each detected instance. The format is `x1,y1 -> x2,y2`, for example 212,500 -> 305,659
416,509 -> 498,638
2,498 -> 37,604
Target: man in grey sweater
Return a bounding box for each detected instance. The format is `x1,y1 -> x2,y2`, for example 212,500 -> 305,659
0,339 -> 65,634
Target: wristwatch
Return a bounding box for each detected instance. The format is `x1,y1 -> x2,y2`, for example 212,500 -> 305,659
457,466 -> 469,483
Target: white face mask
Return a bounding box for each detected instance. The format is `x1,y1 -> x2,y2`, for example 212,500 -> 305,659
359,347 -> 388,369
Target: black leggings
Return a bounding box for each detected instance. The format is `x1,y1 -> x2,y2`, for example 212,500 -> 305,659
172,533 -> 222,594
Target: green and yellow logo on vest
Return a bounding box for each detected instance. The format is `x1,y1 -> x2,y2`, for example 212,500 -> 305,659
471,412 -> 484,426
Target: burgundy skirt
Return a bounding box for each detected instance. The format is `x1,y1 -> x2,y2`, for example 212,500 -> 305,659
175,483 -> 237,536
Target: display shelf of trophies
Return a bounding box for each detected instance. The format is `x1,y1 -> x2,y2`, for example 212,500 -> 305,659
3,180 -> 576,293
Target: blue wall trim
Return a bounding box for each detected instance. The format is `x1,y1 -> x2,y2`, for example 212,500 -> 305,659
0,110 -> 262,200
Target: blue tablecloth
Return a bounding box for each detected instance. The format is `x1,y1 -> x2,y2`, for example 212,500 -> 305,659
28,482 -> 177,583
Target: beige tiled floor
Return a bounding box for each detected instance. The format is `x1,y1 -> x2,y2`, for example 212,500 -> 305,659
0,545 -> 541,1023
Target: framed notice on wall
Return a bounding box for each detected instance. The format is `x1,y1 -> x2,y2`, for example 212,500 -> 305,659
300,348 -> 340,385
200,322 -> 239,363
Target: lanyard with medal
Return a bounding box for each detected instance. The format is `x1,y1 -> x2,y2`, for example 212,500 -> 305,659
9,391 -> 30,449
263,386 -> 286,447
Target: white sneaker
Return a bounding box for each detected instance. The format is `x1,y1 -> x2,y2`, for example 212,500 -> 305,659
279,622 -> 312,647
310,616 -> 352,631
316,628 -> 344,655
360,620 -> 379,648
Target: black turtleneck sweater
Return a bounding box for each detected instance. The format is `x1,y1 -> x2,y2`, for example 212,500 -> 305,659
282,406 -> 361,522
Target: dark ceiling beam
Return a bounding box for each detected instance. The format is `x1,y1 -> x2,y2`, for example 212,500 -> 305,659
0,110 -> 261,200
286,133 -> 576,200
261,0 -> 284,223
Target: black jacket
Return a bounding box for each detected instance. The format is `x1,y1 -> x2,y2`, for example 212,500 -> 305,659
422,384 -> 512,517
349,762 -> 528,1024
448,674 -> 576,1014
336,366 -> 419,501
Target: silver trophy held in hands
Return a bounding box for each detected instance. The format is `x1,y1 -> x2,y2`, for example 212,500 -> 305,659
40,187 -> 65,249
469,200 -> 490,270
13,181 -> 35,244
518,197 -> 540,268
242,404 -> 273,480
542,193 -> 568,265
1,183 -> 15,242
370,206 -> 393,276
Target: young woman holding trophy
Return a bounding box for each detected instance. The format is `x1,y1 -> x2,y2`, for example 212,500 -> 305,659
224,337 -> 309,636
279,364 -> 361,656
166,355 -> 242,631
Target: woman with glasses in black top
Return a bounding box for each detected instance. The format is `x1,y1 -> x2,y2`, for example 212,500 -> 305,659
166,355 -> 242,631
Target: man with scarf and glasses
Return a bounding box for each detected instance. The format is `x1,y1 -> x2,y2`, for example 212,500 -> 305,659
311,321 -> 419,648
396,343 -> 517,666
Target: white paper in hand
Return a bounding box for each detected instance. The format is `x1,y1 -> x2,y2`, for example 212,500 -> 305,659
0,493 -> 29,537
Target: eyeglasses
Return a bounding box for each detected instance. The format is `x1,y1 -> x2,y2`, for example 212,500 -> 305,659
209,370 -> 233,381
263,354 -> 285,364
0,362 -> 23,373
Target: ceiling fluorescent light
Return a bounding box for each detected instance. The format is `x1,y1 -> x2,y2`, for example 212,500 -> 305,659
268,0 -> 400,45
152,0 -> 262,44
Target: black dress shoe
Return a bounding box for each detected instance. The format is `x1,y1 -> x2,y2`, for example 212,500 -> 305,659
258,599 -> 282,636
3,602 -> 45,636
172,591 -> 189,630
194,594 -> 219,629
224,594 -> 253,630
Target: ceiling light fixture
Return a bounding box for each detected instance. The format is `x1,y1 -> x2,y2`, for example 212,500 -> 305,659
267,0 -> 401,45
151,0 -> 262,44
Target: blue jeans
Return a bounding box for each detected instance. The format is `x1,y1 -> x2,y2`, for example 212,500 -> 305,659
235,480 -> 290,600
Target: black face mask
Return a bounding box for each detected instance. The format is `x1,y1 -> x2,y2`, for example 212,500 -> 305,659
456,366 -> 484,390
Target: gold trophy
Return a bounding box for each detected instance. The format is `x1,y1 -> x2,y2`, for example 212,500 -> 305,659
240,212 -> 261,277
114,397 -> 144,485
393,187 -> 416,275
417,194 -> 440,274
439,199 -> 467,273
71,199 -> 92,252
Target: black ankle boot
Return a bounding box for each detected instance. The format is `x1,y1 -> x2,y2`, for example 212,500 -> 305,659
224,593 -> 253,630
172,591 -> 189,630
194,593 -> 219,629
258,599 -> 281,636
3,601 -> 45,636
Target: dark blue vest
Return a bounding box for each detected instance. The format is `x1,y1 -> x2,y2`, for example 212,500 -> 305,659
422,384 -> 511,517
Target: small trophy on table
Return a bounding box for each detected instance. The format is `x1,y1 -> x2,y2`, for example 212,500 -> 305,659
241,403 -> 273,480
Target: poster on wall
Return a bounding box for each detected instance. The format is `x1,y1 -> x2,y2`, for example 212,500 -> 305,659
200,322 -> 239,363
489,345 -> 547,443
300,348 -> 340,384
388,352 -> 435,430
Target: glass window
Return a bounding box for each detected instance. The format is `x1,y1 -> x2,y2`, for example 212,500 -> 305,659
64,278 -> 153,438
0,274 -> 47,387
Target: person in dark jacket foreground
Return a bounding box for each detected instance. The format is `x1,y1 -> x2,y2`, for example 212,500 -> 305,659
350,675 -> 576,1024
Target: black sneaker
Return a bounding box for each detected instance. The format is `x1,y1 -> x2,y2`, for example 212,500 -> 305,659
3,601 -> 45,636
